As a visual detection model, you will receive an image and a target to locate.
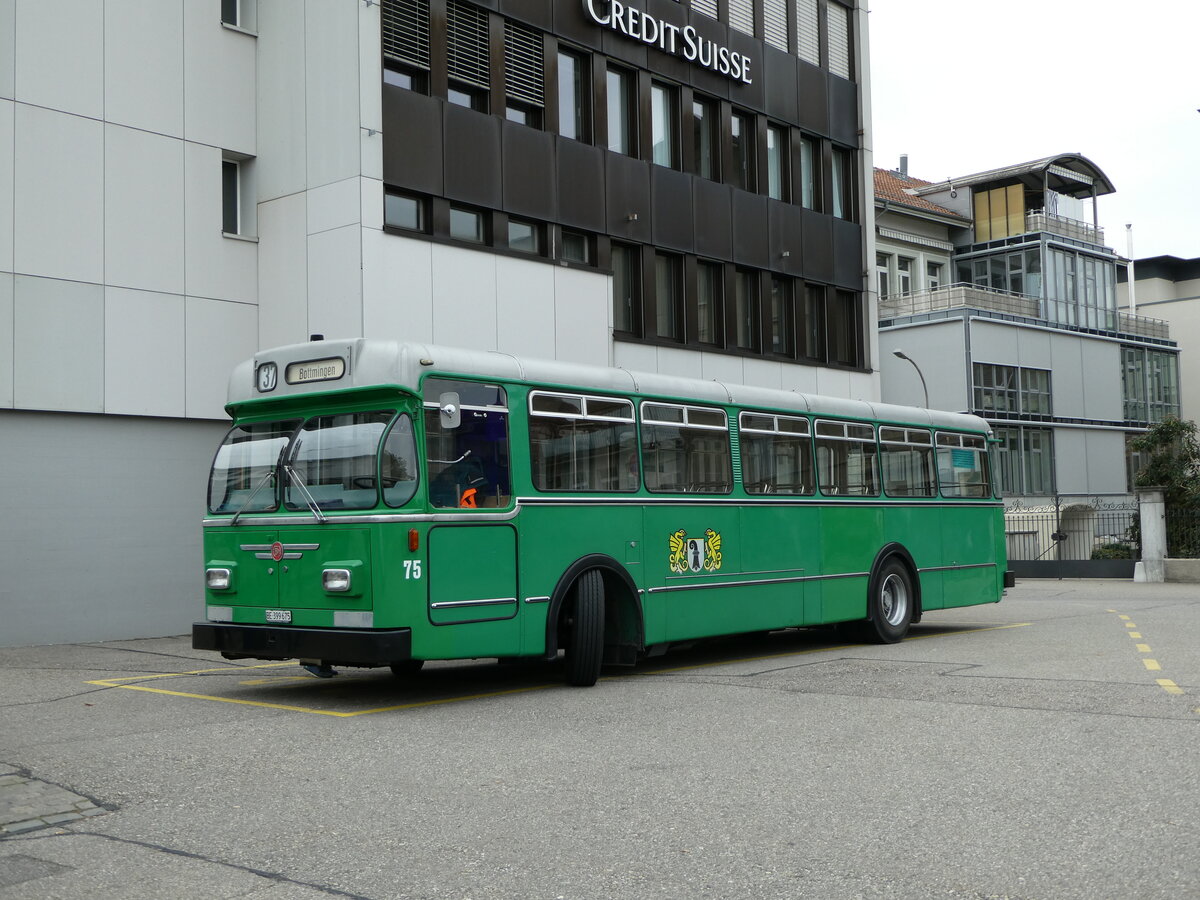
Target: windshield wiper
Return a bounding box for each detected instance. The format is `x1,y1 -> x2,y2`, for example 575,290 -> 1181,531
231,470 -> 276,526
284,464 -> 328,524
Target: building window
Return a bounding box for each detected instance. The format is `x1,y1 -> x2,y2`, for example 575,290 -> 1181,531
766,125 -> 787,201
897,257 -> 913,294
384,191 -> 425,231
557,49 -> 589,142
612,242 -> 641,335
994,425 -> 1055,496
693,96 -> 719,180
875,253 -> 891,300
382,0 -> 431,84
446,0 -> 490,111
561,230 -> 590,264
696,260 -> 722,346
222,0 -> 255,29
728,0 -> 755,36
449,206 -> 486,243
504,20 -> 544,128
798,135 -> 817,209
827,1 -> 852,79
222,160 -> 240,234
606,66 -> 636,156
801,283 -> 825,362
1123,346 -> 1180,423
763,0 -> 789,51
831,147 -> 853,220
973,364 -> 1052,417
770,277 -> 794,357
731,111 -> 754,191
828,290 -> 862,367
650,82 -> 679,168
796,0 -> 820,66
507,219 -> 541,255
735,269 -> 759,352
655,252 -> 684,341
927,261 -> 943,290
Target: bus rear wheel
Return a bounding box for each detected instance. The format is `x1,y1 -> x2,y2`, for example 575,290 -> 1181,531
563,570 -> 605,687
861,558 -> 913,643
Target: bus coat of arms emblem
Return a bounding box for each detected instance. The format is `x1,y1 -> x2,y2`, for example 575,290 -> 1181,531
668,528 -> 722,574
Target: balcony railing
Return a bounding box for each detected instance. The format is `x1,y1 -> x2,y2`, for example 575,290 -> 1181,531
1026,209 -> 1104,246
880,284 -> 1171,341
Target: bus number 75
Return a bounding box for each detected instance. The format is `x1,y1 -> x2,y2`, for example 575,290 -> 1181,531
403,560 -> 422,580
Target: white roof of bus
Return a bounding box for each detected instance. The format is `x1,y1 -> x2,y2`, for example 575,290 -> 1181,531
231,338 -> 990,433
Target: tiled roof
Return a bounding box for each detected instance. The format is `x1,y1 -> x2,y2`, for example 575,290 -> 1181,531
874,168 -> 969,221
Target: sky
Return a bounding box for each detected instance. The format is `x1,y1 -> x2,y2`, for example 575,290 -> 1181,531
867,0 -> 1200,260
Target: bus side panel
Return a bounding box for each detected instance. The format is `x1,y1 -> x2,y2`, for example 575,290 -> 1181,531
737,504 -> 811,626
940,505 -> 1005,608
516,503 -> 647,652
818,505 -> 880,624
882,504 -> 944,611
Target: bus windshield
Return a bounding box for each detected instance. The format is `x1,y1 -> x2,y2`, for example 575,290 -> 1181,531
207,410 -> 418,515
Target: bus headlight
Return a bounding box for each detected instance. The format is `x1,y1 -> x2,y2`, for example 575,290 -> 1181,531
206,568 -> 233,590
323,569 -> 352,592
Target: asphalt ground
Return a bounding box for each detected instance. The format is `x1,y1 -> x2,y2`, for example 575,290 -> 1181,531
1,579 -> 1197,899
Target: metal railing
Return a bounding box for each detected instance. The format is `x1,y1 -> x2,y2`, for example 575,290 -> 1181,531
1164,507 -> 1200,558
1004,496 -> 1139,562
881,284 -> 1171,342
1026,209 -> 1104,246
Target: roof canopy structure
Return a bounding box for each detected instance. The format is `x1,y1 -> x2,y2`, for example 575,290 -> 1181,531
915,154 -> 1116,200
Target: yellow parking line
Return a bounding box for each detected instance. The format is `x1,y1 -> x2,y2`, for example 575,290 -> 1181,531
1128,632 -> 1142,639
1157,679 -> 1184,696
87,661 -> 296,687
1143,659 -> 1162,672
1136,644 -> 1152,653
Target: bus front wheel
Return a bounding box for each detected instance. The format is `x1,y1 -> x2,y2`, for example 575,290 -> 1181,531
862,558 -> 913,643
563,570 -> 605,687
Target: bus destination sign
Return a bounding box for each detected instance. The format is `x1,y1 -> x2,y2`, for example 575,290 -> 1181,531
285,357 -> 346,385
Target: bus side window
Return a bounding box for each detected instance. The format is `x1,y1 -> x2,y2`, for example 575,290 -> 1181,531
423,379 -> 512,509
381,414 -> 419,508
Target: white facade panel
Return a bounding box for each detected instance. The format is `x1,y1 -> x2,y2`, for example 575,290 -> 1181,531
361,177 -> 384,231
611,341 -> 660,373
256,0 -> 308,203
552,265 -> 609,367
258,192 -> 310,349
741,358 -> 785,391
1082,428 -> 1127,494
15,0 -> 102,118
783,363 -> 819,394
13,276 -> 104,412
815,367 -> 853,400
0,273 -> 11,407
104,287 -> 186,417
308,176 -> 362,235
1014,325 -> 1052,370
971,321 -> 1019,364
699,352 -> 745,386
654,345 -> 704,380
362,229 -> 434,342
431,245 -> 498,351
184,142 -> 258,303
1054,428 -> 1089,495
307,224 -> 363,338
878,320 -> 967,411
305,0 -> 361,187
14,105 -> 103,284
105,124 -> 186,294
185,296 -> 258,419
1078,339 -> 1122,422
496,255 -> 555,359
0,0 -> 12,99
0,99 -> 11,273
1048,334 -> 1087,419
104,0 -> 185,137
183,3 -> 256,154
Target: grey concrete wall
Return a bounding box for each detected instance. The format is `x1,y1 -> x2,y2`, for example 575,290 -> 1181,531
0,410 -> 228,646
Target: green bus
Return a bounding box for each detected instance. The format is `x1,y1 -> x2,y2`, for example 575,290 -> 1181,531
194,338 -> 1011,686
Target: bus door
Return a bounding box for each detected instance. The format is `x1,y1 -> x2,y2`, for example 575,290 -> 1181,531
422,379 -> 520,657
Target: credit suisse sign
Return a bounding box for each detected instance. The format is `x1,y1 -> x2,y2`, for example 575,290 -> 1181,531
583,0 -> 754,85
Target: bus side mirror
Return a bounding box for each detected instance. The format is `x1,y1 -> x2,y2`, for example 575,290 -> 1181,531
439,392 -> 461,430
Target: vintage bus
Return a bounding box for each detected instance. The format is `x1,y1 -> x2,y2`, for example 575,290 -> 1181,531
194,338 -> 1010,686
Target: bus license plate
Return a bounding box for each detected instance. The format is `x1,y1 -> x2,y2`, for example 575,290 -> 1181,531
265,609 -> 292,624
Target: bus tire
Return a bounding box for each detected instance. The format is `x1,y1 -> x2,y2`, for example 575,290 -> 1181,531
862,558 -> 914,643
390,659 -> 424,678
563,570 -> 605,687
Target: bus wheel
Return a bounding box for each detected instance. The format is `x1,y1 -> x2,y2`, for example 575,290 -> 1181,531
563,570 -> 605,687
390,659 -> 424,678
863,559 -> 913,644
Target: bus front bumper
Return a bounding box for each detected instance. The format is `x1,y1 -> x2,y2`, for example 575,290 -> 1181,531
192,622 -> 412,666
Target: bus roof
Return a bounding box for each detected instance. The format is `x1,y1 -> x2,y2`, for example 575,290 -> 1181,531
231,338 -> 991,434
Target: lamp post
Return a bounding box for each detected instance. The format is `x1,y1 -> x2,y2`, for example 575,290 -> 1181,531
892,349 -> 929,408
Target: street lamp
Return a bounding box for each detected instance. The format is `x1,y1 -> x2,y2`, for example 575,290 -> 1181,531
892,349 -> 929,408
